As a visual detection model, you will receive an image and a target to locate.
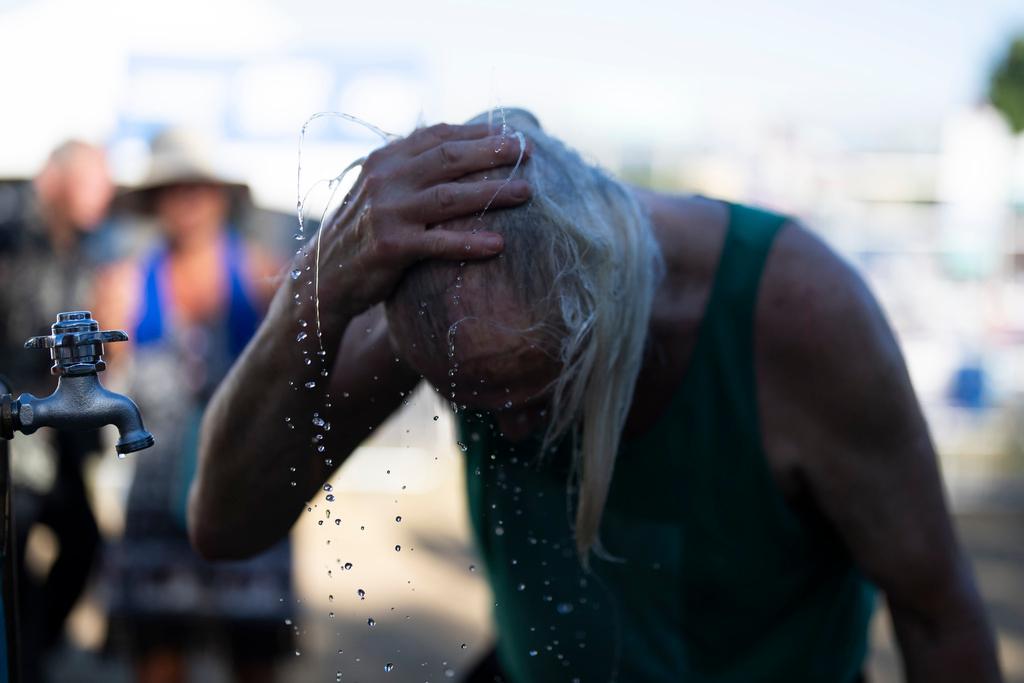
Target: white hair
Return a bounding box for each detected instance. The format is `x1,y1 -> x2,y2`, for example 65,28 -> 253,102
390,109 -> 664,559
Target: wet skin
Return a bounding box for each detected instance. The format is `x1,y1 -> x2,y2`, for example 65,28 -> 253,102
388,297 -> 559,441
191,122 -> 536,559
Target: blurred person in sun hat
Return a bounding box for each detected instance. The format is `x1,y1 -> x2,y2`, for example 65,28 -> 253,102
113,127 -> 250,216
95,127 -> 290,683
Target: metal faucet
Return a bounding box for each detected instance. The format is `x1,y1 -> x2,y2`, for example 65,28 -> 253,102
0,311 -> 154,454
0,311 -> 154,682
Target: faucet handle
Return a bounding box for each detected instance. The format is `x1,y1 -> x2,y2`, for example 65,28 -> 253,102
25,330 -> 129,349
24,311 -> 130,376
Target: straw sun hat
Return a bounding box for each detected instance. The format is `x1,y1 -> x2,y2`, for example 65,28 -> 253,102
118,127 -> 249,214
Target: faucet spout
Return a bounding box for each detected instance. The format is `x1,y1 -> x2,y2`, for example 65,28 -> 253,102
13,374 -> 154,455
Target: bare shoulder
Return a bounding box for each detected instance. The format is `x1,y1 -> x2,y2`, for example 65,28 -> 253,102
755,220 -> 926,496
752,221 -> 993,637
758,221 -> 891,369
757,220 -> 912,428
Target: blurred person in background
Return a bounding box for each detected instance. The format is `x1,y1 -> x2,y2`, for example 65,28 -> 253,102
191,111 -> 1002,682
95,128 -> 289,683
0,140 -> 113,682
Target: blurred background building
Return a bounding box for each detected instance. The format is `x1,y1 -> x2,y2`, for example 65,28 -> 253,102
2,0 -> 1024,680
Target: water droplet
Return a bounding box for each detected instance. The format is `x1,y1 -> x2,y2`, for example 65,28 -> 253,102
557,602 -> 574,615
433,415 -> 439,421
395,516 -> 402,523
504,400 -> 513,409
456,441 -> 468,452
305,380 -> 317,389
357,588 -> 366,599
344,562 -> 353,570
461,643 -> 467,649
290,268 -> 302,280
326,494 -> 335,502
384,662 -> 394,672
394,544 -> 401,552
468,564 -> 476,572
494,526 -> 505,536
517,583 -> 526,591
445,670 -> 456,678
529,649 -> 538,657
296,331 -> 308,342
334,518 -> 341,526
367,617 -> 376,627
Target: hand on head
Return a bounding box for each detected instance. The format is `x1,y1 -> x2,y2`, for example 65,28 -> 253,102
308,122 -> 532,320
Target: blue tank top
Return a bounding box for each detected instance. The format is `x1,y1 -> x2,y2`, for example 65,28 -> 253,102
133,230 -> 260,357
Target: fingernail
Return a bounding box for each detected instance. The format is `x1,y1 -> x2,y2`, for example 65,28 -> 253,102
482,234 -> 504,251
512,182 -> 531,199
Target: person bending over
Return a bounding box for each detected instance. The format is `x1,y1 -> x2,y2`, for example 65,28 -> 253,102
189,110 -> 1001,682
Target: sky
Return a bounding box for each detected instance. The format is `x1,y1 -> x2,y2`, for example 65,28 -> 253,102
0,0 -> 1022,179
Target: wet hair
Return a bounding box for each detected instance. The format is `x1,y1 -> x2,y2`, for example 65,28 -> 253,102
387,109 -> 664,559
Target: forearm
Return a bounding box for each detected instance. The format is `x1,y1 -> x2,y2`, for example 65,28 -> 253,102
891,587 -> 1002,683
188,121 -> 530,559
189,258 -> 356,559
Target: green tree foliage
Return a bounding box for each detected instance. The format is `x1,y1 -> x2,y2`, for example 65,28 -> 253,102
990,35 -> 1024,134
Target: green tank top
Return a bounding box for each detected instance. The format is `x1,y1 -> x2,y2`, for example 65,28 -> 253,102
457,203 -> 875,682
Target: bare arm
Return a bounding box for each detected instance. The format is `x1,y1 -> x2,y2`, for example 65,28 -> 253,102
759,224 -> 1001,682
188,123 -> 532,559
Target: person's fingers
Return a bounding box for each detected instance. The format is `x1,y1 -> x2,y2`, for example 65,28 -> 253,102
410,228 -> 505,262
391,122 -> 496,158
407,134 -> 530,185
399,179 -> 531,224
